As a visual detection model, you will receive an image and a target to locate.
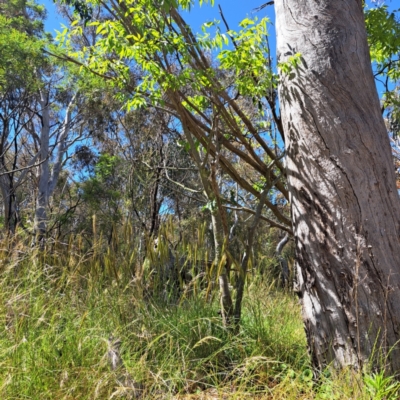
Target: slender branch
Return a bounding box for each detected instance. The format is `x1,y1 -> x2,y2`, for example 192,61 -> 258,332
164,169 -> 203,193
254,1 -> 275,11
223,204 -> 293,234
0,156 -> 48,177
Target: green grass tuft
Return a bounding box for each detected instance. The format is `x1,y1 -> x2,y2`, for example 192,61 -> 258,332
0,235 -> 398,399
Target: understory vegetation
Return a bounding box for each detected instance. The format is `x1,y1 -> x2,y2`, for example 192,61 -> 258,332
2,0 -> 400,396
1,226 -> 399,399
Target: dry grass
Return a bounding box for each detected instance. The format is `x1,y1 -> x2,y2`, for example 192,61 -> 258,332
0,228 -> 398,399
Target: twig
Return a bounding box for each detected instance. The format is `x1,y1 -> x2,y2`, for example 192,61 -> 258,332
254,1 -> 275,12
223,204 -> 293,235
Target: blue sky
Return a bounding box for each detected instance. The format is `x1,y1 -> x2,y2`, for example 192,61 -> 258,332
40,1 -> 394,36
40,0 -> 396,99
41,0 -> 277,58
40,0 -> 395,67
41,0 -> 275,34
38,0 -> 399,185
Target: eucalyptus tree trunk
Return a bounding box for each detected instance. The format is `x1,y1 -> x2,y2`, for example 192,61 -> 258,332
34,93 -> 76,242
275,0 -> 400,372
0,178 -> 17,234
34,90 -> 50,243
276,233 -> 290,287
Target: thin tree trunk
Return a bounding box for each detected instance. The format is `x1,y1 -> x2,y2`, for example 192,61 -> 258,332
276,233 -> 290,288
211,206 -> 233,327
276,0 -> 400,372
35,91 -> 50,243
177,113 -> 234,326
48,94 -> 77,194
234,186 -> 269,328
0,179 -> 17,234
34,93 -> 75,243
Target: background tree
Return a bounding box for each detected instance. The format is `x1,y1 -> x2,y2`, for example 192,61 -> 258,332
0,1 -> 45,233
58,0 -> 292,233
0,0 -> 86,241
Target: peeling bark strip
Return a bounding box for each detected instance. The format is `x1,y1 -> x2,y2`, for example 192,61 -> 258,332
275,0 -> 400,371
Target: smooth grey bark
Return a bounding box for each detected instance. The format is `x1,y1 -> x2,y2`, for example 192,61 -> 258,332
276,233 -> 290,287
275,0 -> 400,371
34,93 -> 76,241
34,89 -> 51,241
48,94 -> 77,195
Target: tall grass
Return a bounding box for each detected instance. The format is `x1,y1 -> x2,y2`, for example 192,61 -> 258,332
0,226 -> 399,399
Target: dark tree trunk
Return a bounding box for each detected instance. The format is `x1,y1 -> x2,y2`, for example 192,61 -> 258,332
275,0 -> 400,372
0,183 -> 18,235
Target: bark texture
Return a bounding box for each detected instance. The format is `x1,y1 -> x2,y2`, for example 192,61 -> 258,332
275,0 -> 400,371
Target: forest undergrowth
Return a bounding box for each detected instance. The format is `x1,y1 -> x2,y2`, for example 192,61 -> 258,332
0,225 -> 398,400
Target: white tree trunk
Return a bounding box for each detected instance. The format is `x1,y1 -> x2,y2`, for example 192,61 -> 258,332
48,94 -> 77,195
35,90 -> 50,240
34,93 -> 76,240
276,0 -> 400,371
